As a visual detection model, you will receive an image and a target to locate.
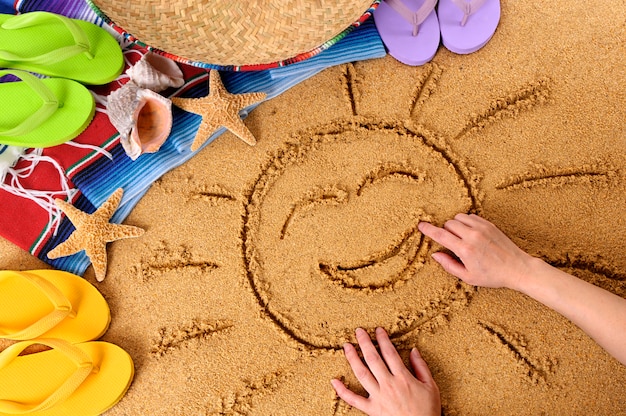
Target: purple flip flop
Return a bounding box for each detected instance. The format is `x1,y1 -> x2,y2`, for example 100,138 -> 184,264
374,0 -> 440,66
438,0 -> 500,54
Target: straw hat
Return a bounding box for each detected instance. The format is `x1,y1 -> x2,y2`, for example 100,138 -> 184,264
88,0 -> 379,70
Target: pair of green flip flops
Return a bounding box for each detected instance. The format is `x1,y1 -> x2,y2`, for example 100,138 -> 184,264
0,11 -> 124,148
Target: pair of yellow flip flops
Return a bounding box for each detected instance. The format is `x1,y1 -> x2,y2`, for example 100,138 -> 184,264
0,270 -> 133,416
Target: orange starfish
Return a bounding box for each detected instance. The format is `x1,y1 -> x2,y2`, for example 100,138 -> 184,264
171,70 -> 266,151
47,188 -> 145,282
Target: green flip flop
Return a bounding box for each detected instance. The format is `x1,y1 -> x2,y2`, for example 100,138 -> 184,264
0,70 -> 95,148
0,11 -> 123,85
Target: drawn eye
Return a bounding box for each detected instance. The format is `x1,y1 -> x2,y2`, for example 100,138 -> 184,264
496,165 -> 615,191
280,185 -> 349,239
355,162 -> 426,196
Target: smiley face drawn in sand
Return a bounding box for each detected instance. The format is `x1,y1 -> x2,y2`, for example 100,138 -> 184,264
242,119 -> 475,349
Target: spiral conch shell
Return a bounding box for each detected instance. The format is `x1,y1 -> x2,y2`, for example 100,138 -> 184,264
107,82 -> 173,160
107,52 -> 184,160
126,52 -> 184,92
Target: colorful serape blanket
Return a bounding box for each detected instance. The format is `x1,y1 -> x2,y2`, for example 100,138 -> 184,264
0,0 -> 385,276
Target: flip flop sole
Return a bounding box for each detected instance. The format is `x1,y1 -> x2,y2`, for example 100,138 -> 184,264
374,0 -> 440,66
438,0 -> 501,55
0,270 -> 111,343
0,13 -> 124,85
0,341 -> 134,416
0,77 -> 95,148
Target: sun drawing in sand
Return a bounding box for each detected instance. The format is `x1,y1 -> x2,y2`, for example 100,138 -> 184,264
239,62 -> 624,352
127,61 -> 625,415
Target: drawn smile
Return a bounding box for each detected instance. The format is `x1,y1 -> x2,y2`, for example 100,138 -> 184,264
318,224 -> 426,291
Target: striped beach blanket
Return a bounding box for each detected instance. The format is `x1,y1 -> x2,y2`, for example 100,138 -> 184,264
0,0 -> 385,275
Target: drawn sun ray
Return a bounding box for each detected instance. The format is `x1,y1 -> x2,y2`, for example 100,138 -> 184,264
478,321 -> 555,385
188,184 -> 238,204
133,242 -> 219,282
151,319 -> 233,358
341,63 -> 360,116
453,77 -> 552,141
211,368 -> 292,416
496,164 -> 620,191
409,62 -> 444,118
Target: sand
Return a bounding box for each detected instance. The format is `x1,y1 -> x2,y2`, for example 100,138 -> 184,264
1,0 -> 626,414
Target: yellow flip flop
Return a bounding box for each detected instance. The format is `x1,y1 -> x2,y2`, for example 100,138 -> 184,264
0,339 -> 134,415
0,270 -> 110,343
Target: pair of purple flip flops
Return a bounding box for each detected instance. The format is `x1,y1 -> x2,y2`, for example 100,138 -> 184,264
374,0 -> 500,66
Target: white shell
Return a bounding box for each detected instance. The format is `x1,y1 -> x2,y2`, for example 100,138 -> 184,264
107,82 -> 173,160
126,52 -> 185,92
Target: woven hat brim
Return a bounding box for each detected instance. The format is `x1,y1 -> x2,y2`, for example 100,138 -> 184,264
87,1 -> 380,71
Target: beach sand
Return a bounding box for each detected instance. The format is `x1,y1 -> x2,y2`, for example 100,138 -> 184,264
1,0 -> 625,414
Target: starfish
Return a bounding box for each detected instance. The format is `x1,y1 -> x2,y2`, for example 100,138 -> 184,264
47,188 -> 145,282
171,70 -> 266,151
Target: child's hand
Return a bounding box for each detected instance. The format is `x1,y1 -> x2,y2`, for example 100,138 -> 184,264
331,327 -> 441,416
418,213 -> 536,290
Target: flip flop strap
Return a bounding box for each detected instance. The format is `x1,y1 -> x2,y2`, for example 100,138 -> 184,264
450,0 -> 489,25
0,271 -> 74,340
0,11 -> 94,66
0,70 -> 59,137
0,339 -> 93,413
385,0 -> 438,36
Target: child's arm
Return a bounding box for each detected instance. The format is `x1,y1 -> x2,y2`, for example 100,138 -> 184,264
418,213 -> 626,366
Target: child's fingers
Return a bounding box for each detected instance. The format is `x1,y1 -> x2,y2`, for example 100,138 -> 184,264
409,348 -> 435,385
355,328 -> 391,383
418,221 -> 461,252
374,327 -> 408,376
443,218 -> 472,238
330,379 -> 370,413
431,252 -> 468,280
466,213 -> 492,228
454,213 -> 477,226
343,341 -> 379,393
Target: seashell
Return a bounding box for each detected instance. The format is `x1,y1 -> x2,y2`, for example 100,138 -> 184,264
126,52 -> 185,92
107,82 -> 173,160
